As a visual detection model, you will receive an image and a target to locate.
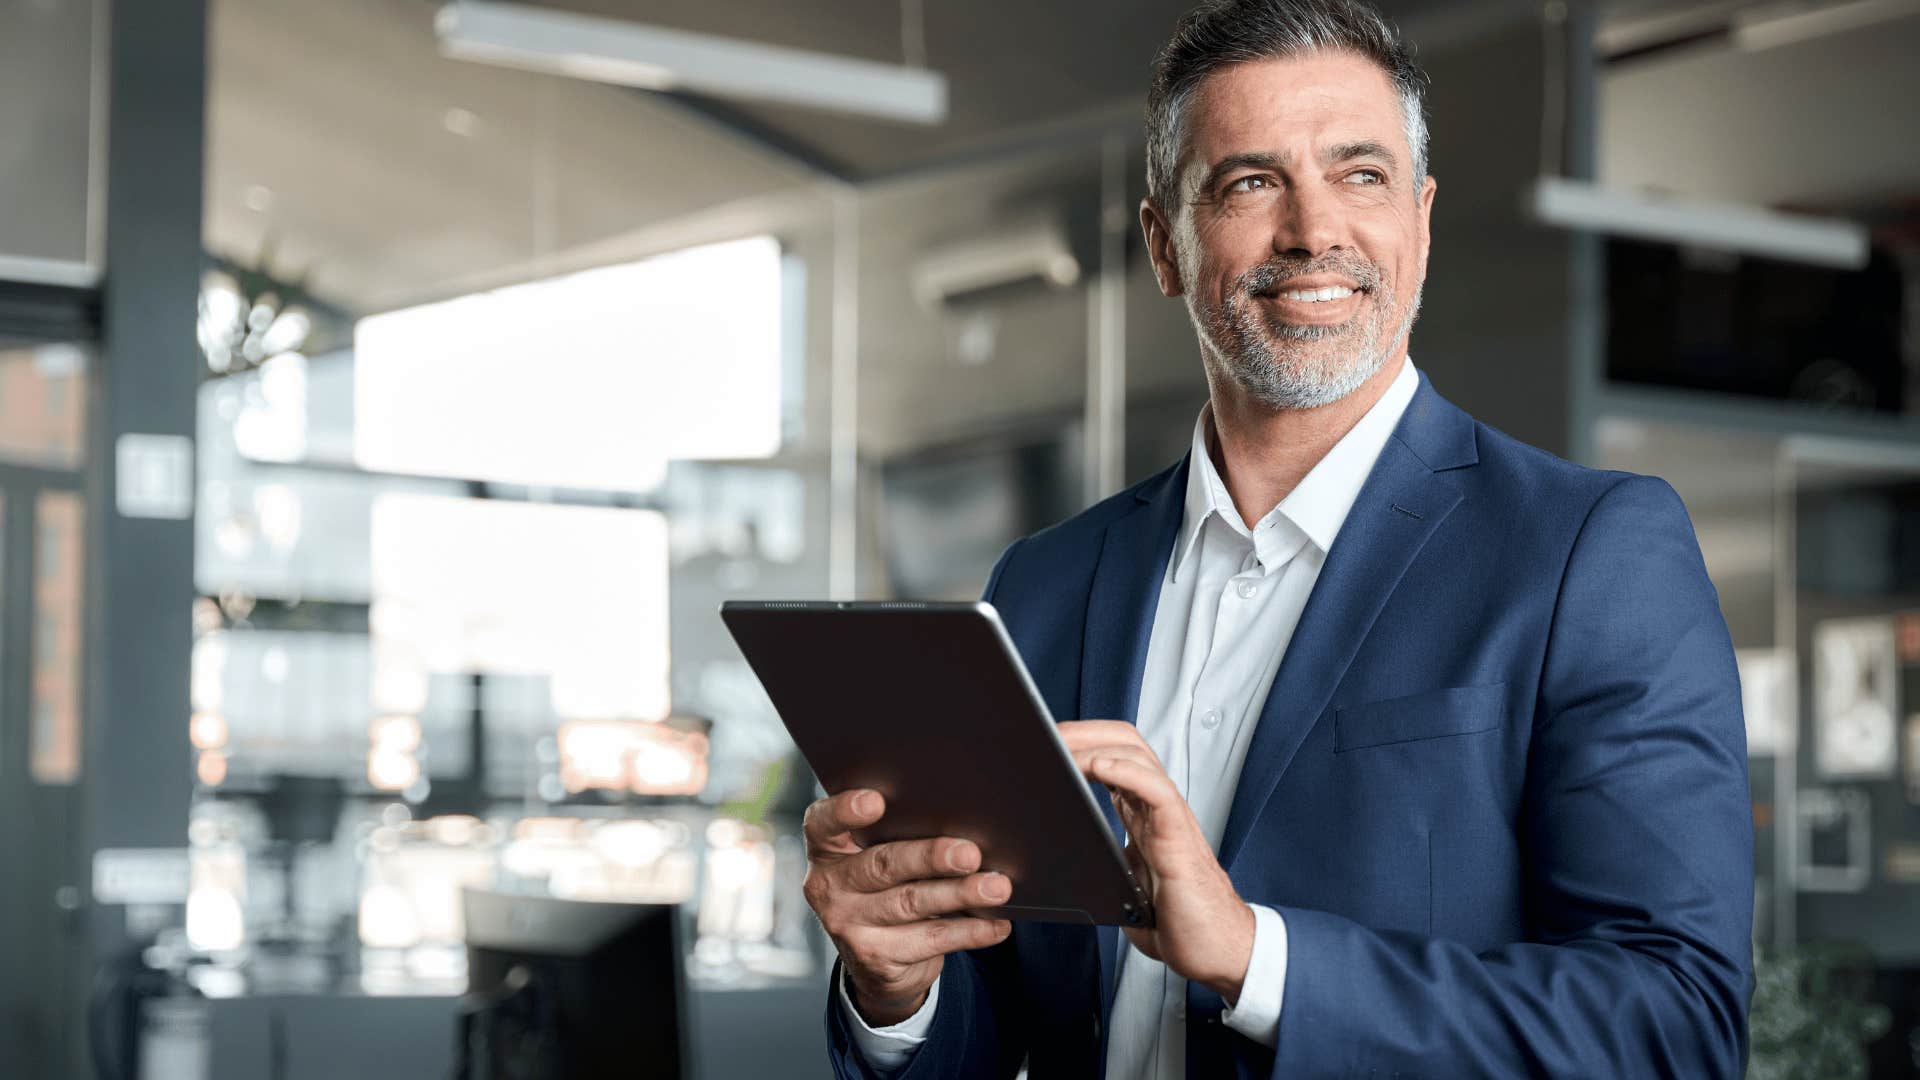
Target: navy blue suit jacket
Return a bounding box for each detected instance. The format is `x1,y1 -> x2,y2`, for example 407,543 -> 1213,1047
827,375 -> 1753,1078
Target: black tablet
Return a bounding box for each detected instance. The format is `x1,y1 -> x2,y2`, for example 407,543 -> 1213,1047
721,600 -> 1153,928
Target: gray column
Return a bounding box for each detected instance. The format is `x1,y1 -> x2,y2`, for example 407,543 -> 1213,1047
83,0 -> 206,1005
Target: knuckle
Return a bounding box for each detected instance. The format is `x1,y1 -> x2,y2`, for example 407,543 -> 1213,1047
846,851 -> 880,892
801,870 -> 832,912
818,910 -> 848,941
802,799 -> 831,838
921,919 -> 962,953
836,924 -> 874,962
814,895 -> 860,937
857,928 -> 893,962
915,919 -> 948,953
890,886 -> 925,924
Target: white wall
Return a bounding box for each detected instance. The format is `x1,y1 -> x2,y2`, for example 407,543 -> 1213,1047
1601,14 -> 1920,207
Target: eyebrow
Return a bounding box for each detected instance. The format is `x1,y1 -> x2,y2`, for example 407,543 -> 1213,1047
1195,139 -> 1401,194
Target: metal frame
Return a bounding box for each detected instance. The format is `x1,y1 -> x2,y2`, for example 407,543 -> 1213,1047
0,246 -> 96,1080
0,420 -> 86,1080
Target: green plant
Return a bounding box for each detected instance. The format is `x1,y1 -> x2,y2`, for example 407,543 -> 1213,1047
1748,941 -> 1893,1080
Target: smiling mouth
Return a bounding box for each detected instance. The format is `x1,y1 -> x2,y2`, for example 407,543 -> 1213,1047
1253,283 -> 1367,303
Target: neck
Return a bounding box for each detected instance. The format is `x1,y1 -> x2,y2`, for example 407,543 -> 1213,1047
1204,352 -> 1407,530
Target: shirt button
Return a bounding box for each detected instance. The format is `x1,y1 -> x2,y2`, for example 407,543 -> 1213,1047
1199,708 -> 1221,730
1175,1001 -> 1188,1021
1234,580 -> 1257,599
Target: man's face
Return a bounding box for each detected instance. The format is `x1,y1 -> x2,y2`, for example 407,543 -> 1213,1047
1142,50 -> 1437,411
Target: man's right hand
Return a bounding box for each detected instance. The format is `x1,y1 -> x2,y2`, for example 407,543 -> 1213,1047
802,788 -> 1014,1027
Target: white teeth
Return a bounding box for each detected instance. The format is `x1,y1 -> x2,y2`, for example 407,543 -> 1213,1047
1276,286 -> 1354,302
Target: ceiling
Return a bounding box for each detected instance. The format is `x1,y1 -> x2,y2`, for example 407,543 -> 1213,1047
519,0 -> 1200,179
205,0 -> 1503,316
207,0 -> 1920,312
206,0 -> 830,315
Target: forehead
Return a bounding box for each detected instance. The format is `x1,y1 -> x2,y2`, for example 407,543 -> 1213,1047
1180,50 -> 1406,165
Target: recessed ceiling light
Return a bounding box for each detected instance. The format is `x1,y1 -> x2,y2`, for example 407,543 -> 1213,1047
442,106 -> 480,137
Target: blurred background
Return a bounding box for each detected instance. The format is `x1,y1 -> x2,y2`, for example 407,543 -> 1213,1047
0,0 -> 1916,1075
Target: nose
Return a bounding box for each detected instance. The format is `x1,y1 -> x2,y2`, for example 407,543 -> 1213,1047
1270,182 -> 1345,259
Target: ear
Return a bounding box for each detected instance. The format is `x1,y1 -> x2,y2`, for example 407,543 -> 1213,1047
1415,173 -> 1437,281
1139,197 -> 1184,298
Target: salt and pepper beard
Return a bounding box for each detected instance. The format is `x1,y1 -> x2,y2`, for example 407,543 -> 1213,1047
1194,252 -> 1423,411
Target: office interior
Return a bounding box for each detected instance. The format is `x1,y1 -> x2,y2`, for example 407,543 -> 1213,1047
1,0 -> 1917,1075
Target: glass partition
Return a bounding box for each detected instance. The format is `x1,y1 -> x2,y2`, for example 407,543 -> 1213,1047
193,0 -> 840,1012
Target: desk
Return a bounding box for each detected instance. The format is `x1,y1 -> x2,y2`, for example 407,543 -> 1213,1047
203,981 -> 832,1080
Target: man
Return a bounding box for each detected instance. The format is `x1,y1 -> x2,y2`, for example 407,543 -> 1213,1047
801,0 -> 1754,1075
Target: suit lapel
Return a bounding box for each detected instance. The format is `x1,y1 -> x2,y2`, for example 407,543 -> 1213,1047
1079,458 -> 1187,727
1217,380 -> 1474,869
1078,457 -> 1186,1034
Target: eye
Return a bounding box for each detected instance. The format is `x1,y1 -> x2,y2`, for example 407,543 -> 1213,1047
1227,175 -> 1274,193
1344,169 -> 1386,185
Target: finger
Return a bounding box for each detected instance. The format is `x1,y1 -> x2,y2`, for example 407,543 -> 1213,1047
857,871 -> 1012,926
1083,756 -> 1215,881
1069,745 -> 1160,778
842,836 -> 981,893
1058,719 -> 1141,747
804,789 -> 884,857
1058,721 -> 1164,766
849,916 -> 1014,968
1072,747 -> 1164,809
1083,755 -> 1184,815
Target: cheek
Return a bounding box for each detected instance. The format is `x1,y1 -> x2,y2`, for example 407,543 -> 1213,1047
1355,229 -> 1421,289
1193,207 -> 1273,261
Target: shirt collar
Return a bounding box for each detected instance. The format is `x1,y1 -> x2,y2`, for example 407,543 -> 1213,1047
1170,358 -> 1420,582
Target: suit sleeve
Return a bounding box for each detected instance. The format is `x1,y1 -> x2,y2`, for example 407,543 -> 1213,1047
1265,475 -> 1753,1078
824,538 -> 1034,1080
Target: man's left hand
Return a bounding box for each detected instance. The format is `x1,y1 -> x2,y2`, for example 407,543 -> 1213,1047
1060,720 -> 1256,1004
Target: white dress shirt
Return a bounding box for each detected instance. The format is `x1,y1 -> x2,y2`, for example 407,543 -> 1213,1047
841,359 -> 1422,1076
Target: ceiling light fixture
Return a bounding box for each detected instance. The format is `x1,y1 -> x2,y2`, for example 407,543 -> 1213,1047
434,1 -> 948,125
441,107 -> 480,137
1528,176 -> 1870,269
1733,0 -> 1920,52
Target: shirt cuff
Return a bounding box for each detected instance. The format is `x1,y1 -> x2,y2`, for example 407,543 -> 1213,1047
837,963 -> 939,1073
1220,904 -> 1288,1047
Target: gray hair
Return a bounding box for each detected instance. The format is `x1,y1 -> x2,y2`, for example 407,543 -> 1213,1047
1145,0 -> 1430,209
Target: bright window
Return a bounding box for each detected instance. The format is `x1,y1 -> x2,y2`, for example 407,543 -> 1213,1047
353,235 -> 785,491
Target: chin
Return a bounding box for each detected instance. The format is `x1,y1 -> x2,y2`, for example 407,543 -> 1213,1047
1231,340 -> 1388,412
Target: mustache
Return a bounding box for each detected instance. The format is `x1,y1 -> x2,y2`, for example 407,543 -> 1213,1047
1236,254 -> 1384,297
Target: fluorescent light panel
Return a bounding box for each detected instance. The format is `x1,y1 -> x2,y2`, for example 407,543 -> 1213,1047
1733,0 -> 1920,52
435,1 -> 948,125
1529,177 -> 1870,269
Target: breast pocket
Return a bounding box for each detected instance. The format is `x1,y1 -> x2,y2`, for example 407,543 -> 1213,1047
1332,683 -> 1507,753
